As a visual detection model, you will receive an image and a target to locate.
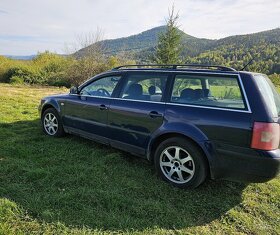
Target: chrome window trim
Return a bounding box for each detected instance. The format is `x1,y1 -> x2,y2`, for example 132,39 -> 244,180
68,94 -> 165,105
165,102 -> 251,113
168,73 -> 251,113
69,72 -> 252,113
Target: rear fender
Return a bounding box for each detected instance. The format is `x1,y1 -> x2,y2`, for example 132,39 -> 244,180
147,122 -> 215,171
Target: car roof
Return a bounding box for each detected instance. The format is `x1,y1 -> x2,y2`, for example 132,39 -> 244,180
108,64 -> 244,75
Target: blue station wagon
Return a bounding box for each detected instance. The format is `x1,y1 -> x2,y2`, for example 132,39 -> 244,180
39,64 -> 280,188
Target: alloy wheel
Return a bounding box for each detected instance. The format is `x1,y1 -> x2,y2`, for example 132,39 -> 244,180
159,146 -> 195,184
43,113 -> 58,135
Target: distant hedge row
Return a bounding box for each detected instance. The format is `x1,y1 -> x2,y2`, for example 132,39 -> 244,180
0,52 -> 279,87
0,52 -> 133,87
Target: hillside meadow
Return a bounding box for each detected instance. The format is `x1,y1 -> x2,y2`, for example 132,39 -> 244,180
0,83 -> 280,234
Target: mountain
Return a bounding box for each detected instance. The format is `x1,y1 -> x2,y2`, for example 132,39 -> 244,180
75,26 -> 214,59
75,26 -> 280,74
185,28 -> 280,73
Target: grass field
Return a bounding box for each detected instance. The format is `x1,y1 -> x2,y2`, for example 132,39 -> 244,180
0,83 -> 279,234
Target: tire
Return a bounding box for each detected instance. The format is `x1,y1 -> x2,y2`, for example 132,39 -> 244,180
42,108 -> 65,137
154,137 -> 208,188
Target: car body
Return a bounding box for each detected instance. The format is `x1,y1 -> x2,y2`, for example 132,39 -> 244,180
39,64 -> 280,188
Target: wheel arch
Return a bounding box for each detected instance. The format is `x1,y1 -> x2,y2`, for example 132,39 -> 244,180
147,132 -> 214,178
41,100 -> 61,118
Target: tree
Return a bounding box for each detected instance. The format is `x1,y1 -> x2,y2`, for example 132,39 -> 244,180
65,29 -> 136,86
154,5 -> 182,64
65,28 -> 109,85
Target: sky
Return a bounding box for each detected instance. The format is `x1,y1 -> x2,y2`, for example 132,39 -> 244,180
0,0 -> 279,55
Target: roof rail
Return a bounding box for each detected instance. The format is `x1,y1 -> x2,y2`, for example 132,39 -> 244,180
112,64 -> 236,72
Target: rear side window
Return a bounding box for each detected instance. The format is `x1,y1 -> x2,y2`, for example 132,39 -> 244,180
171,74 -> 246,110
254,74 -> 280,117
120,74 -> 168,102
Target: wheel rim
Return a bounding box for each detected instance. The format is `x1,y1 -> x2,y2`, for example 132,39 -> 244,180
43,113 -> 58,135
160,146 -> 195,184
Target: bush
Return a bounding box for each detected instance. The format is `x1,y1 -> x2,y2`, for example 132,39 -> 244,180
9,76 -> 25,85
0,52 -> 137,87
5,65 -> 44,84
0,56 -> 26,83
33,52 -> 74,86
66,56 -> 135,86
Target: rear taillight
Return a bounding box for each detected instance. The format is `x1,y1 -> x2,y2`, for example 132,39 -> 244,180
251,122 -> 280,150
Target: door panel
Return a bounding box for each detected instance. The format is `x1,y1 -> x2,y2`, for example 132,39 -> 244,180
108,100 -> 165,150
107,72 -> 169,152
63,96 -> 110,137
62,75 -> 122,139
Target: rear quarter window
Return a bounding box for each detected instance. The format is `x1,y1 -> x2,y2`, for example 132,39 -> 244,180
171,74 -> 246,110
254,74 -> 280,117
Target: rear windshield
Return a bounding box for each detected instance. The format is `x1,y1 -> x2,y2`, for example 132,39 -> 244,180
254,74 -> 280,117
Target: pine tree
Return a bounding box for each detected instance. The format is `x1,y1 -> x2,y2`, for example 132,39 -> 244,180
155,6 -> 182,64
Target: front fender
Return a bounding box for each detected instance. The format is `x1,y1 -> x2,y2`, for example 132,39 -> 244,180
40,98 -> 61,117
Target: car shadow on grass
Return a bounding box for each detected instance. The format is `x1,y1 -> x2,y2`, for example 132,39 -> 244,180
0,119 -> 247,232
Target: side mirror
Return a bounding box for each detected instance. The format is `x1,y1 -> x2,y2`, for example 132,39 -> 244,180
70,86 -> 79,94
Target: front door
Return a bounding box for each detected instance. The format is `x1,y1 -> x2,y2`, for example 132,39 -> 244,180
62,75 -> 122,141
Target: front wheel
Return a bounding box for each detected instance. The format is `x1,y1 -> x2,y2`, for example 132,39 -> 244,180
154,137 -> 208,188
42,108 -> 65,137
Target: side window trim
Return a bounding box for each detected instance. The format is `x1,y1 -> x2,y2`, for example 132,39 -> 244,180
78,73 -> 123,98
167,73 -> 251,113
116,71 -> 169,103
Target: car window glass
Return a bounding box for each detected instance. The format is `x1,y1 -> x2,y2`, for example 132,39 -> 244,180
80,76 -> 121,97
254,74 -> 280,117
120,74 -> 168,102
171,75 -> 246,110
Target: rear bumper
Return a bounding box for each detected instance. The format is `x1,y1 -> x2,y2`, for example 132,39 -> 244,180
211,145 -> 280,182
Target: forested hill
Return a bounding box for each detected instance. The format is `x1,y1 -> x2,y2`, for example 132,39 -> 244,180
75,26 -> 280,74
75,26 -> 213,58
186,28 -> 280,74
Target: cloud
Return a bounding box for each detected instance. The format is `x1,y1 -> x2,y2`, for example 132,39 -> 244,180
0,0 -> 279,55
0,9 -> 8,14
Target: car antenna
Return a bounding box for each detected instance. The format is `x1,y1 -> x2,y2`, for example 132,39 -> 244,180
241,57 -> 255,71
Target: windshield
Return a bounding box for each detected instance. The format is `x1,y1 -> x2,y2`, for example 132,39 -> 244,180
254,74 -> 280,117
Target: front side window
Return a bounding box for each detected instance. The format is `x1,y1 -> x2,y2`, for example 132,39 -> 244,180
171,74 -> 246,110
80,76 -> 121,97
120,74 -> 168,102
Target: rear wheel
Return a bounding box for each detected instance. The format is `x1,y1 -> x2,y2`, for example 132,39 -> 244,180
154,137 -> 208,188
42,108 -> 65,137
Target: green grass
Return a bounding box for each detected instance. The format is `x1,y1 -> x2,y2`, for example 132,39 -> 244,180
0,83 -> 279,234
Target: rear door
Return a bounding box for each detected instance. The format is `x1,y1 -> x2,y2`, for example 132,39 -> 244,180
107,72 -> 169,155
166,72 -> 252,148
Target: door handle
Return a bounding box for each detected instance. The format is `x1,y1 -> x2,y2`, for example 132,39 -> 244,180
81,96 -> 87,101
149,111 -> 163,118
99,104 -> 108,110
